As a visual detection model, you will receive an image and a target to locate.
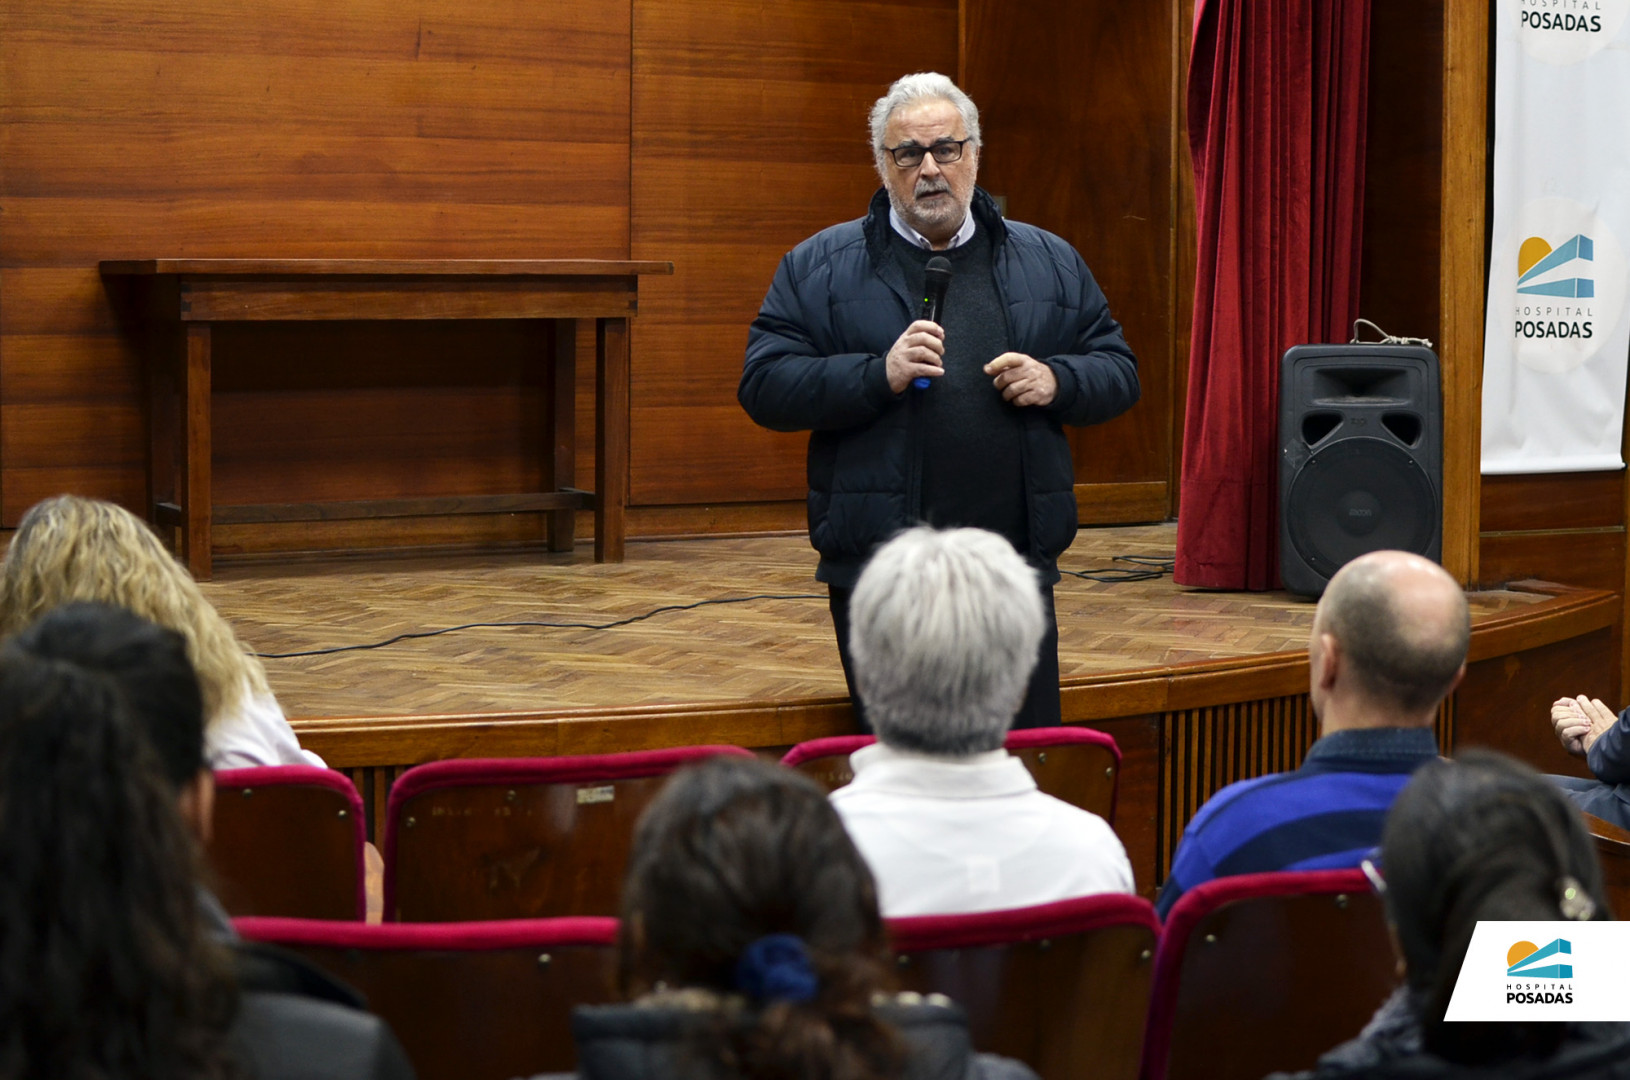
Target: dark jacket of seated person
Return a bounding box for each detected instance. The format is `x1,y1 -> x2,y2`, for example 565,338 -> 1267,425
546,995 -> 1035,1080
218,893 -> 416,1080
1268,986 -> 1630,1080
0,602 -> 414,1080
531,754 -> 1038,1080
1268,751 -> 1630,1080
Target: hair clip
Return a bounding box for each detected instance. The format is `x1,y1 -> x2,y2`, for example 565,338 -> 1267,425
734,933 -> 819,1004
1559,876 -> 1597,921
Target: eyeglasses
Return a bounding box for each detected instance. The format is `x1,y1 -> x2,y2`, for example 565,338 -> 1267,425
886,138 -> 972,169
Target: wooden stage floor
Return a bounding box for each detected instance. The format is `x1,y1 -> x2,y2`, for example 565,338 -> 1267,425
204,524 -> 1546,722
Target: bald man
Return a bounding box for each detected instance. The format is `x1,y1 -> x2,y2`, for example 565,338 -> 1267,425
1156,551 -> 1468,916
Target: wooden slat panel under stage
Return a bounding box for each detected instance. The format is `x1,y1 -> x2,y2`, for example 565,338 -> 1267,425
201,523 -> 1622,893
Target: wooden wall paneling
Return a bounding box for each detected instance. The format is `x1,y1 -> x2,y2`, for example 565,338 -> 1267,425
1437,0 -> 1489,584
1480,472 -> 1627,594
1359,0 -> 1444,344
1453,628 -> 1615,780
210,322 -> 549,506
624,500 -> 805,541
1170,0 -> 1197,508
211,514 -> 549,560
1480,531 -> 1627,595
961,1 -> 1179,506
1075,481 -> 1170,527
1482,472 -> 1625,533
1,0 -> 631,535
628,1 -> 958,507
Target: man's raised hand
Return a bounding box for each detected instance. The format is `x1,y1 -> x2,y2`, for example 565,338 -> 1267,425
885,320 -> 945,393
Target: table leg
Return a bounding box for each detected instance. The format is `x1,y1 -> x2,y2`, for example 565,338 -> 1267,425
181,323 -> 213,580
595,317 -> 628,563
147,323 -> 177,531
548,320 -> 577,552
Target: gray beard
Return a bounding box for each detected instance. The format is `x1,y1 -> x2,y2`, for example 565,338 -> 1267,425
886,186 -> 971,239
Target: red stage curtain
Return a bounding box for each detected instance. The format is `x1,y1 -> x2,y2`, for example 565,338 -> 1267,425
1175,0 -> 1370,590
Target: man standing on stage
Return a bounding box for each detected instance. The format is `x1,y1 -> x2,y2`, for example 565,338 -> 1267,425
738,71 -> 1140,728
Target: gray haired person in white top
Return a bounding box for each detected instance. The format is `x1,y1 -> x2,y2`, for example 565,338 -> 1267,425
832,526 -> 1134,916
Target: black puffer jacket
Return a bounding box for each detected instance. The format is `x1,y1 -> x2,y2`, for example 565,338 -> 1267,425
1269,987 -> 1630,1080
558,997 -> 1037,1080
201,890 -> 414,1080
739,188 -> 1139,586
230,940 -> 417,1080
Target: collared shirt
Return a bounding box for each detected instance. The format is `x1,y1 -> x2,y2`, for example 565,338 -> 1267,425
829,742 -> 1134,917
1156,726 -> 1441,917
888,206 -> 977,251
205,678 -> 325,769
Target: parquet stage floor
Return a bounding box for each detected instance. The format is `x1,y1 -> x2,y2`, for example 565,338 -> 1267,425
203,524 -> 1545,722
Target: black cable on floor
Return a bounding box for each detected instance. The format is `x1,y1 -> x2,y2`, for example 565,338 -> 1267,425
252,592 -> 826,659
1060,553 -> 1176,584
254,553 -> 1179,659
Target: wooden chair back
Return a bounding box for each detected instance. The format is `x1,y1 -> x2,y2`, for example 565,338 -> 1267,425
888,894 -> 1158,1080
1582,811 -> 1630,918
235,916 -> 618,1080
383,745 -> 755,921
1141,869 -> 1397,1080
211,766 -> 366,920
782,727 -> 1121,822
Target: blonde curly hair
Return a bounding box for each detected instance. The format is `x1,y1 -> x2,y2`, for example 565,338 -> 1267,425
0,495 -> 269,727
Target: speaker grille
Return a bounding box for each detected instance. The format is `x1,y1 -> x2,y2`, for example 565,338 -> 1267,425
1285,438 -> 1437,576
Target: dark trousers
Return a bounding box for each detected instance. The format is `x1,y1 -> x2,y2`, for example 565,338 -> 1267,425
828,582 -> 1062,732
1551,774 -> 1630,831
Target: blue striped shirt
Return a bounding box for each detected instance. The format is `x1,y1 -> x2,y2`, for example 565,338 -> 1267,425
1155,727 -> 1439,917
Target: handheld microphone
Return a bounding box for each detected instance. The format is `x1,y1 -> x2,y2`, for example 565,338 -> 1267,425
913,256 -> 954,390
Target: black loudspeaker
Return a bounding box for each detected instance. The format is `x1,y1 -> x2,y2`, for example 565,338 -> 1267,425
1278,344 -> 1442,597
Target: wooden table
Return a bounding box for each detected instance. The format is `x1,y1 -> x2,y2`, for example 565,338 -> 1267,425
100,259 -> 672,579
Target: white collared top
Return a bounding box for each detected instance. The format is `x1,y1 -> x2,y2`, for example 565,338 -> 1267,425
829,741 -> 1134,917
204,678 -> 326,770
888,206 -> 977,251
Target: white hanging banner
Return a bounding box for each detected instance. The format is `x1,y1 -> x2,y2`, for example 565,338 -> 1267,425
1481,0 -> 1630,474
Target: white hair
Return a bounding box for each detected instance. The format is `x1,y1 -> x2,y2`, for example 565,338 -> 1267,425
849,527 -> 1043,755
868,72 -> 982,170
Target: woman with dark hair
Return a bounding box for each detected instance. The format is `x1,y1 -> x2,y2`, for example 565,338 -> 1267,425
0,642 -> 242,1079
1274,749 -> 1630,1079
0,604 -> 414,1080
556,755 -> 1036,1080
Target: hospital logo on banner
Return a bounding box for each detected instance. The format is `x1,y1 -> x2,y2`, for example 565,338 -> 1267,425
1446,922 -> 1630,1020
1517,0 -> 1630,63
1503,197 -> 1627,374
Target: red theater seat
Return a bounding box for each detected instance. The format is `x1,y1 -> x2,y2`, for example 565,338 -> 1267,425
1141,869 -> 1396,1080
383,745 -> 755,921
782,726 -> 1121,822
889,894 -> 1158,1080
235,915 -> 618,1080
211,766 -> 367,920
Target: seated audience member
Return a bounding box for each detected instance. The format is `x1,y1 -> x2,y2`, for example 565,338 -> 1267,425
0,493 -> 319,767
554,755 -> 1038,1080
1548,694 -> 1630,830
1158,549 -> 1467,916
0,602 -> 414,1080
1270,750 -> 1630,1079
833,526 -> 1133,916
